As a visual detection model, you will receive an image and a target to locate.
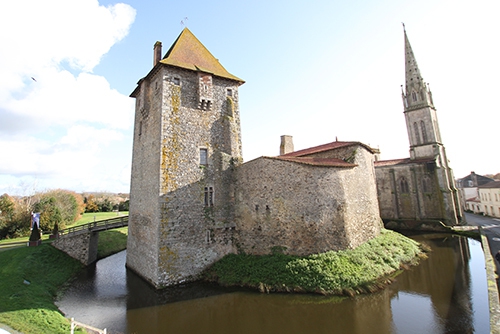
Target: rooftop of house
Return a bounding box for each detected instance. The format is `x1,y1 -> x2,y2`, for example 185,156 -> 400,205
273,156 -> 357,168
374,157 -> 436,167
280,140 -> 375,158
478,180 -> 500,189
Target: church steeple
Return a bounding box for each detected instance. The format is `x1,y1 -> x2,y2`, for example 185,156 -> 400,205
402,25 -> 434,111
401,25 -> 443,160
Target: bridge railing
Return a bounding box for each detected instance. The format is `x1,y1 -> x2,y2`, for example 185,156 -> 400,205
58,216 -> 129,237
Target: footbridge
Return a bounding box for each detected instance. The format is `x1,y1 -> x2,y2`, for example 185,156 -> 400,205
52,216 -> 128,265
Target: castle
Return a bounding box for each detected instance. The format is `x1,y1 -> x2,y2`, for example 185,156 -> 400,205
126,27 -> 462,288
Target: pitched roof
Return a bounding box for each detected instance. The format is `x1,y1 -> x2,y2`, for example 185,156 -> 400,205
273,156 -> 356,168
478,180 -> 500,189
160,28 -> 244,83
374,157 -> 435,167
280,141 -> 374,158
374,158 -> 411,167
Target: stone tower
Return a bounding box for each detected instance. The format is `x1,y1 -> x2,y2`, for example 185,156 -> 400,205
127,28 -> 244,288
400,27 -> 462,225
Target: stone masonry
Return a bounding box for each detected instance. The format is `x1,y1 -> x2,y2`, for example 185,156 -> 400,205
127,28 -> 244,288
127,26 -> 460,289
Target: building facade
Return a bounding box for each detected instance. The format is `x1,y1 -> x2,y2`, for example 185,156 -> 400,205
456,171 -> 494,213
478,181 -> 500,217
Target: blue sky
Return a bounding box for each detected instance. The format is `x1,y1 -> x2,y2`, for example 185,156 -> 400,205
0,0 -> 499,195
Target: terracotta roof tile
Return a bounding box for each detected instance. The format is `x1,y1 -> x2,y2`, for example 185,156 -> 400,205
272,156 -> 357,168
281,141 -> 374,157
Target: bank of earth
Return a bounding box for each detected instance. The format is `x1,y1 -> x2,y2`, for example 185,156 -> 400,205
203,229 -> 427,295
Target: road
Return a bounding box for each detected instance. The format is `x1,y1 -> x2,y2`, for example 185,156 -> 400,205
464,212 -> 500,275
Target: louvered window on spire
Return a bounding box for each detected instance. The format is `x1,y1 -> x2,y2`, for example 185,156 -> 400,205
411,91 -> 418,102
413,122 -> 421,145
420,121 -> 428,143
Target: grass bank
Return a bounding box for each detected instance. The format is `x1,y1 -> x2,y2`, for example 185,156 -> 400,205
0,244 -> 84,334
203,229 -> 426,296
0,214 -> 129,333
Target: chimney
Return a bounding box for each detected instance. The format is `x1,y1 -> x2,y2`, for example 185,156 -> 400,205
153,41 -> 162,66
280,135 -> 294,155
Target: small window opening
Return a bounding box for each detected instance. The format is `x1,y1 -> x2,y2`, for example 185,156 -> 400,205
200,148 -> 208,165
227,88 -> 233,96
173,77 -> 180,85
139,121 -> 143,136
411,91 -> 417,102
420,121 -> 428,143
413,122 -> 421,144
400,177 -> 409,194
204,187 -> 214,207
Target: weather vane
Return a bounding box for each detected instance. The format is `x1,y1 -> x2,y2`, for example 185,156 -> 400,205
180,17 -> 188,27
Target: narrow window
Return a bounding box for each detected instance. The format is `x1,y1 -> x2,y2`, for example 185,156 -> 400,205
413,122 -> 421,144
139,121 -> 143,136
411,91 -> 417,102
173,77 -> 180,85
422,176 -> 431,193
200,148 -> 208,165
400,177 -> 409,194
204,187 -> 214,207
420,121 -> 428,143
227,88 -> 233,97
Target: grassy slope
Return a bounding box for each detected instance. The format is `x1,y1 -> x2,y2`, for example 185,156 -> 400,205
0,244 -> 84,334
0,214 -> 129,333
204,229 -> 426,295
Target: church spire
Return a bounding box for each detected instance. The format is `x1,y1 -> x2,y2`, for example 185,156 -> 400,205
402,25 -> 434,111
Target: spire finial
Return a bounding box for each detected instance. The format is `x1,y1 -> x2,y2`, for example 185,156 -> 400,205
402,22 -> 406,31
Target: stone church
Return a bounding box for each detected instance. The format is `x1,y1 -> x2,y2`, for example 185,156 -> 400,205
127,27 -> 461,288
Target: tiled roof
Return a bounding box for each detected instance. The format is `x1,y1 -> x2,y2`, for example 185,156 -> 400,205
374,158 -> 411,167
160,28 -> 244,83
273,156 -> 357,168
374,157 -> 435,167
281,141 -> 374,157
478,180 -> 500,189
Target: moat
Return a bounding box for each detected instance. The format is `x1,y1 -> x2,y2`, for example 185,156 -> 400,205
57,233 -> 489,334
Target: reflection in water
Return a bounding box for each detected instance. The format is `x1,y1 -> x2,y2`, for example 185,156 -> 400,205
57,235 -> 489,334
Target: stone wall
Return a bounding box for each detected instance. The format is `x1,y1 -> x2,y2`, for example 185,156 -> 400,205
375,161 -> 446,222
234,145 -> 381,256
52,232 -> 99,265
127,64 -> 243,288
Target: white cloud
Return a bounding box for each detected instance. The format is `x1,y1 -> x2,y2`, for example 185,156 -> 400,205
0,0 -> 136,195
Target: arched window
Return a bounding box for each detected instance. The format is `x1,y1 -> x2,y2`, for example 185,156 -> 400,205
411,91 -> 418,102
422,176 -> 431,193
413,122 -> 421,145
400,177 -> 410,194
420,121 -> 428,143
